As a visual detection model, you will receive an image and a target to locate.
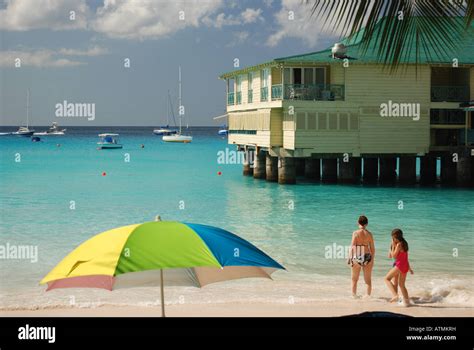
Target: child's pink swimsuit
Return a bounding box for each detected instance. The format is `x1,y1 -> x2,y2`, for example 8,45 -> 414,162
395,251 -> 409,273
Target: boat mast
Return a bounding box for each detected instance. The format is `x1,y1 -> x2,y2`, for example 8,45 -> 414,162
178,66 -> 182,135
26,89 -> 30,128
166,90 -> 169,127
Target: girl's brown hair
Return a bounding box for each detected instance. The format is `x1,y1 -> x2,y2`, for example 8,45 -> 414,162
391,228 -> 409,252
358,215 -> 368,226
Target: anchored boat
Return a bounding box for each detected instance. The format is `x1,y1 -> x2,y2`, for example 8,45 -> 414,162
163,67 -> 193,143
34,122 -> 66,136
13,90 -> 35,136
153,91 -> 178,136
97,133 -> 123,149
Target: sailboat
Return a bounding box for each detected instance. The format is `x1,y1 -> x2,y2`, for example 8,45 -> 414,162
12,90 -> 35,136
163,67 -> 193,143
153,91 -> 178,136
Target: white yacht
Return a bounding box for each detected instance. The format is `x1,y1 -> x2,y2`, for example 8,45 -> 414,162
34,122 -> 66,136
153,91 -> 178,136
13,90 -> 35,136
163,67 -> 193,143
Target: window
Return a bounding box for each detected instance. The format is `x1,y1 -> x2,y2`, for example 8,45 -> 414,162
349,114 -> 359,130
283,68 -> 291,84
339,113 -> 348,130
248,72 -> 254,104
236,75 -> 242,104
297,112 -> 306,129
318,113 -> 327,130
430,109 -> 465,125
315,68 -> 325,85
304,68 -> 313,85
236,75 -> 242,92
261,68 -> 270,101
293,68 -> 302,84
261,68 -> 269,88
329,113 -> 338,130
307,113 -> 316,129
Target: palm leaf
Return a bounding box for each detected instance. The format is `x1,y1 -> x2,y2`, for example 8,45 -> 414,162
310,0 -> 473,71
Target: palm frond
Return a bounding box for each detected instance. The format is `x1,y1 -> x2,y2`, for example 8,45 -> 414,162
310,0 -> 474,71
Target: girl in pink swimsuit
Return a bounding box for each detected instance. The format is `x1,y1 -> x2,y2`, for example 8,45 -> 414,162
384,229 -> 414,306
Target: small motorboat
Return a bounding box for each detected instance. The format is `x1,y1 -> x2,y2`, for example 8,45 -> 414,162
31,136 -> 41,142
218,127 -> 228,136
34,122 -> 66,136
97,133 -> 123,149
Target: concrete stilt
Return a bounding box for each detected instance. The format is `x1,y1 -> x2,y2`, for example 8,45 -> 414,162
420,155 -> 437,185
440,154 -> 457,185
363,158 -> 378,183
278,157 -> 296,184
321,159 -> 337,183
295,158 -> 306,177
398,156 -> 417,185
265,153 -> 278,182
456,152 -> 472,187
305,158 -> 320,182
243,163 -> 253,176
339,158 -> 357,184
379,157 -> 397,184
471,155 -> 474,187
253,150 -> 266,179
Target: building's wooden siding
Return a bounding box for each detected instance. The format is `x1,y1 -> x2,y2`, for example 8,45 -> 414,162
271,67 -> 282,85
270,108 -> 283,146
229,131 -> 271,148
228,108 -> 283,148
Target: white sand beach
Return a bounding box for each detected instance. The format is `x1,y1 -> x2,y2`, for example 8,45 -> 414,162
1,272 -> 473,318
1,299 -> 472,317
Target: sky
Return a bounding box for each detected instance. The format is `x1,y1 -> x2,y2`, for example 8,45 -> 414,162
0,0 -> 338,126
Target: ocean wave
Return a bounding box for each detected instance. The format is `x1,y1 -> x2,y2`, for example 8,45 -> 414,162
415,279 -> 474,305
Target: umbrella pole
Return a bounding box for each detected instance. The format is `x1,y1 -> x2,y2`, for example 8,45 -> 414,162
155,215 -> 165,317
160,269 -> 165,317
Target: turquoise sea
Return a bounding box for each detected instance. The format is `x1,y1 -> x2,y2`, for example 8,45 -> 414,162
0,127 -> 473,309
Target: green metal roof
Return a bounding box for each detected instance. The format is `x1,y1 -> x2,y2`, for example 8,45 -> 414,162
219,17 -> 474,79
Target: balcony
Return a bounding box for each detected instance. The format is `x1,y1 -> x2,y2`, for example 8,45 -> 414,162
227,92 -> 235,105
431,85 -> 470,102
271,84 -> 345,101
271,85 -> 282,100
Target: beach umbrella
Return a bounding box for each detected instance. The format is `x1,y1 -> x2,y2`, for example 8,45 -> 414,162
40,220 -> 284,317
